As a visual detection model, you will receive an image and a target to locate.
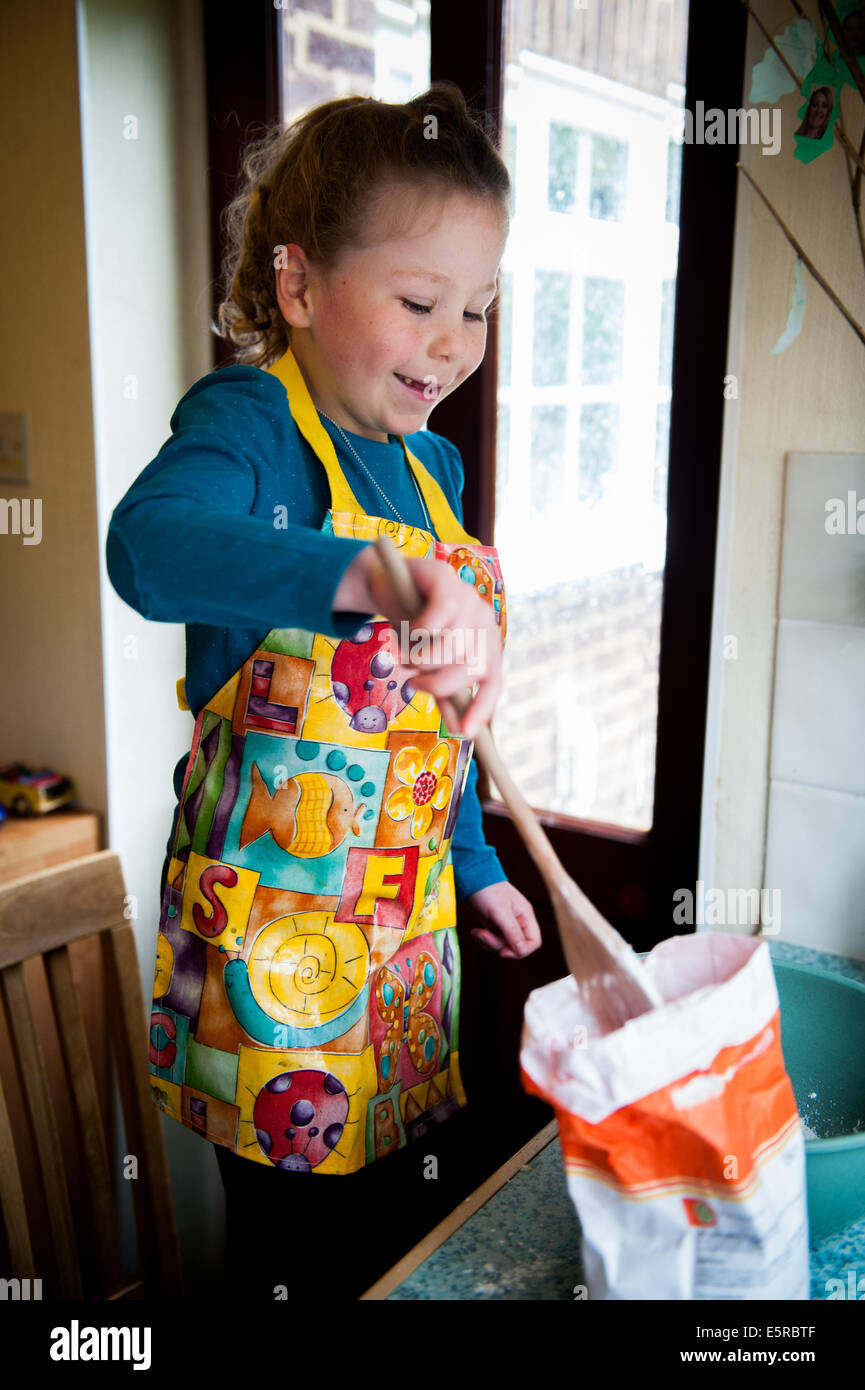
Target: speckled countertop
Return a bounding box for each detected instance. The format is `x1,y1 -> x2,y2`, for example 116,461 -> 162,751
387,939 -> 865,1301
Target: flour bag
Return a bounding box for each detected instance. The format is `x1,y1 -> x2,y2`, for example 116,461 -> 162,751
520,934 -> 809,1300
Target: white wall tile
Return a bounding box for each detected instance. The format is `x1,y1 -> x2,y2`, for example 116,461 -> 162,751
780,453 -> 865,625
764,780 -> 865,960
771,619 -> 865,795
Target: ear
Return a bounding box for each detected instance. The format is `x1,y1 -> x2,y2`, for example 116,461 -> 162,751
275,244 -> 314,329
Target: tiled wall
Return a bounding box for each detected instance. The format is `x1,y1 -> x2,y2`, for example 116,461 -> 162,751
763,453 -> 865,961
703,2 -> 865,953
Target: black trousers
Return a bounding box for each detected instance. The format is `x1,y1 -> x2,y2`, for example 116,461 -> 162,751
213,1098 -> 477,1300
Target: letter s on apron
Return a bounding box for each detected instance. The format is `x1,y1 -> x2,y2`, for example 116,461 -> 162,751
148,347 -> 508,1175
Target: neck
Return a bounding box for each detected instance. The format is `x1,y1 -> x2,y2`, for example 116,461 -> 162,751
320,410 -> 395,446
290,346 -> 392,442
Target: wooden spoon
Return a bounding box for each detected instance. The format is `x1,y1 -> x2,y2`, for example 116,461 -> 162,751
373,534 -> 662,1033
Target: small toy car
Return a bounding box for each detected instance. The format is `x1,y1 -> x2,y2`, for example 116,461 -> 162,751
0,763 -> 76,816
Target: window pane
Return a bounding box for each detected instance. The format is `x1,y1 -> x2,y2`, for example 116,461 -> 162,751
659,278 -> 675,385
666,138 -> 683,224
654,401 -> 670,507
498,271 -> 513,388
497,401 -> 511,501
590,135 -> 627,221
530,406 -> 567,517
579,403 -> 619,504
504,121 -> 518,191
533,271 -> 571,387
582,278 -> 624,386
548,121 -> 578,213
495,0 -> 688,831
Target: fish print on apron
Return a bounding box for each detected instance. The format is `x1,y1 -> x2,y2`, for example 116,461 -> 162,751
148,346 -> 508,1175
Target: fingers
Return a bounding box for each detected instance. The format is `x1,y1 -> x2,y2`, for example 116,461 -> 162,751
377,557 -> 504,736
496,908 -> 535,958
470,889 -> 543,960
514,899 -> 542,954
470,926 -> 519,959
417,677 -> 496,739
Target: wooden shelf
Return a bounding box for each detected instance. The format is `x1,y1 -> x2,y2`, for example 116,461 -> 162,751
0,810 -> 101,886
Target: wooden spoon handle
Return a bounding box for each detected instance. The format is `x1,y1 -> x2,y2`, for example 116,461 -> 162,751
372,535 -> 658,1003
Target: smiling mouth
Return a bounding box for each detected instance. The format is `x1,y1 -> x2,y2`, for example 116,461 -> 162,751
394,372 -> 452,394
396,372 -> 432,390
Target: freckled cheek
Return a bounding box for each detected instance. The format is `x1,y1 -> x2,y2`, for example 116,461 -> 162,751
463,335 -> 487,377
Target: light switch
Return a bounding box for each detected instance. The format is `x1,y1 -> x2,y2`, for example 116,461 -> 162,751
0,412 -> 29,484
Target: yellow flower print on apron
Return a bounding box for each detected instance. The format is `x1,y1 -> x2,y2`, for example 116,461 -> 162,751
148,347 -> 507,1175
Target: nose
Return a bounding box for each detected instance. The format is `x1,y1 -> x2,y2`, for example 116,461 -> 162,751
427,314 -> 470,364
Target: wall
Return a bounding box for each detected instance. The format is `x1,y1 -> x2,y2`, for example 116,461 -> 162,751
0,3 -> 106,812
700,0 -> 865,956
77,0 -> 220,1287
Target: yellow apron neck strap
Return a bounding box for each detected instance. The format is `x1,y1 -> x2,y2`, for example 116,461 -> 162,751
267,346 -> 479,545
267,347 -> 361,515
400,444 -> 478,545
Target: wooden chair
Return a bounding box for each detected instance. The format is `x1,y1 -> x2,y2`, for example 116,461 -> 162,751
0,849 -> 184,1298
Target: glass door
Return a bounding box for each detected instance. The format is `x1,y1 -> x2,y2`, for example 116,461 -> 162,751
492,1 -> 688,833
428,0 -> 745,947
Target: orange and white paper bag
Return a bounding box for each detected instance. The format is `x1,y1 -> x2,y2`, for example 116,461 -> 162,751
520,934 -> 809,1300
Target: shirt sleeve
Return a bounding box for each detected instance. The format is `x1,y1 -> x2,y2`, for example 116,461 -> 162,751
428,434 -> 507,902
105,368 -> 376,639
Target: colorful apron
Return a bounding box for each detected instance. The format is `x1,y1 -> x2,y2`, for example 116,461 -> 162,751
148,346 -> 508,1175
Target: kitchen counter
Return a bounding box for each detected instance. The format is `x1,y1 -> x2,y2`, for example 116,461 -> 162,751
363,939 -> 865,1301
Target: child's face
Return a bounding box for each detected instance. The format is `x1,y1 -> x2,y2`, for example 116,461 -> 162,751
277,187 -> 507,442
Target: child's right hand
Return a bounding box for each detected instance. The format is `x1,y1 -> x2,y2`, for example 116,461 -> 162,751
333,546 -> 504,739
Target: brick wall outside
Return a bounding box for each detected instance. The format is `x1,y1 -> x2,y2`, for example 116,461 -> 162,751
279,0 -> 426,118
493,566 -> 662,830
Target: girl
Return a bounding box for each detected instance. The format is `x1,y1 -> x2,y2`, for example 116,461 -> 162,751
107,81 -> 541,1298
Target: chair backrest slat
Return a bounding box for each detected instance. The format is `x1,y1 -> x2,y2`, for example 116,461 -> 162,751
101,924 -> 185,1299
43,944 -> 125,1295
0,852 -> 127,970
0,850 -> 184,1299
0,1064 -> 35,1278
0,962 -> 83,1298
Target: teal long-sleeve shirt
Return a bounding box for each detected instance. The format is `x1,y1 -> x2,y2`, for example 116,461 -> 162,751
106,363 -> 505,901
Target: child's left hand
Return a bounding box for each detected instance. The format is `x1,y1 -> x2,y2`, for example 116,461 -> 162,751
463,881 -> 542,959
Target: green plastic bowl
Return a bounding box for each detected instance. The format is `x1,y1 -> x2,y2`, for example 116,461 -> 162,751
772,959 -> 865,1244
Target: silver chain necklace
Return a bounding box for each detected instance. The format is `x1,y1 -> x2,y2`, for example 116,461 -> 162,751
318,409 -> 432,532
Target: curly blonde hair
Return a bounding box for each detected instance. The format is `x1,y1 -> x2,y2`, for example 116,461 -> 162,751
216,81 -> 511,368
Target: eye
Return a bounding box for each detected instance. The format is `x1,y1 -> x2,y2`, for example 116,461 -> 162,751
464,311 -> 486,323
401,299 -> 431,314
